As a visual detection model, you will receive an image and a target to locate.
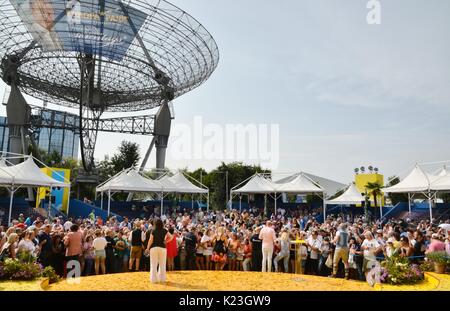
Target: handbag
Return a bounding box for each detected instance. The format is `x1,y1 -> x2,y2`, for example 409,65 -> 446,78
325,254 -> 333,268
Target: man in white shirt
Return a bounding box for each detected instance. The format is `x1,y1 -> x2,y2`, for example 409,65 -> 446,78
259,221 -> 277,272
306,230 -> 322,275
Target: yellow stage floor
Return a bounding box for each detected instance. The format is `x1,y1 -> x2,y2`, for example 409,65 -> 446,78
42,271 -> 450,291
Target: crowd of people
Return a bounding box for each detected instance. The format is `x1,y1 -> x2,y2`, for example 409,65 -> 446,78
1,207 -> 449,283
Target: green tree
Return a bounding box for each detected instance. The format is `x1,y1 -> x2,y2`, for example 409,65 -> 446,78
97,155 -> 115,183
110,141 -> 141,173
205,162 -> 270,210
366,181 -> 383,220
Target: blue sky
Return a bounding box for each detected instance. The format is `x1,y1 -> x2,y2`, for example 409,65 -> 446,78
1,0 -> 450,183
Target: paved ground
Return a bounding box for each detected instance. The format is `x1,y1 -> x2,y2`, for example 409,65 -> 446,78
42,271 -> 450,291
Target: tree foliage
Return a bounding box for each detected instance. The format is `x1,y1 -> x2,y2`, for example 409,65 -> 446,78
110,141 -> 141,173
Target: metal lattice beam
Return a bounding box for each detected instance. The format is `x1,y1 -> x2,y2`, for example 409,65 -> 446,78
29,105 -> 157,135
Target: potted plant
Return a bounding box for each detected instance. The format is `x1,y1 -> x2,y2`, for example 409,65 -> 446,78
426,251 -> 448,274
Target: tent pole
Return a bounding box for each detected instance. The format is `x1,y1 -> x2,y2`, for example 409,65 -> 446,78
239,195 -> 242,213
408,193 -> 411,214
323,195 -> 326,223
191,194 -> 194,209
66,187 -> 71,217
48,186 -> 52,219
379,198 -> 383,221
100,191 -> 104,210
8,187 -> 14,226
207,192 -> 209,213
107,189 -> 111,218
264,194 -> 267,217
428,190 -> 433,223
161,192 -> 164,216
274,192 -> 277,217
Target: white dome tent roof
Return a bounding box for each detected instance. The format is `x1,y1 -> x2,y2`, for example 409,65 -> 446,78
326,183 -> 364,205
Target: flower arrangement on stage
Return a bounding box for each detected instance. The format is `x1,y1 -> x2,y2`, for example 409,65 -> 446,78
379,255 -> 424,285
0,253 -> 59,283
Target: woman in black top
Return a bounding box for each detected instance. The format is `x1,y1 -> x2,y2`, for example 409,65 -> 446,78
145,218 -> 172,283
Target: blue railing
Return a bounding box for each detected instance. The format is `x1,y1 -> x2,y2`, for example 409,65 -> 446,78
68,199 -> 123,221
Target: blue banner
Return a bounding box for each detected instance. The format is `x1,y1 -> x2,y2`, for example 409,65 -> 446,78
10,0 -> 147,61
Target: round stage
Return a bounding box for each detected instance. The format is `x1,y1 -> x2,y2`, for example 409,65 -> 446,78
45,271 -> 450,291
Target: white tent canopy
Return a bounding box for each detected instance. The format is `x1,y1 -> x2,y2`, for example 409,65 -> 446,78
0,154 -> 71,226
230,173 -> 328,219
96,169 -> 162,193
383,165 -> 447,222
0,156 -> 70,188
384,165 -> 435,193
436,166 -> 449,177
157,175 -> 179,193
430,175 -> 450,191
326,183 -> 364,205
96,169 -> 209,216
275,173 -> 324,194
167,172 -> 208,194
276,172 -> 345,197
231,174 -> 278,194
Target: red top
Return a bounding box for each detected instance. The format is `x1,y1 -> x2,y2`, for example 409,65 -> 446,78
166,236 -> 178,258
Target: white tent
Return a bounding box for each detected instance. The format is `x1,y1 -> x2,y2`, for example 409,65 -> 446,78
436,166 -> 449,177
168,172 -> 208,194
276,173 -> 326,219
384,165 -> 438,222
231,174 -> 278,194
384,166 -> 434,193
276,172 -> 345,197
96,169 -> 210,216
231,173 -> 328,218
0,156 -> 69,188
430,175 -> 450,192
275,173 -> 324,194
96,169 -> 164,216
230,174 -> 278,215
0,155 -> 70,225
166,172 -> 209,211
326,183 -> 364,205
96,169 -> 162,193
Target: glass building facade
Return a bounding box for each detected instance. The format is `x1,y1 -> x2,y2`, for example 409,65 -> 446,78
0,111 -> 79,159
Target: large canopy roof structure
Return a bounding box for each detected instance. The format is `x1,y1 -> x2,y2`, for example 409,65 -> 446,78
0,0 -> 219,112
326,183 -> 364,205
0,0 -> 219,172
